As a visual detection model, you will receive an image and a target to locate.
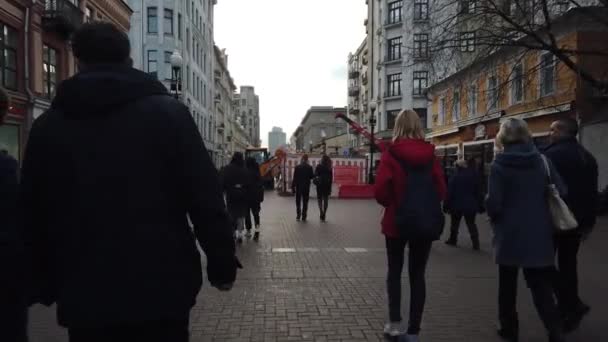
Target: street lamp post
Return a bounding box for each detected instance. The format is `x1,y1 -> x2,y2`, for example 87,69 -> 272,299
170,50 -> 183,100
368,101 -> 377,184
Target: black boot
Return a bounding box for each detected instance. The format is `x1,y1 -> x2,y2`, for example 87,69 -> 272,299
472,236 -> 480,251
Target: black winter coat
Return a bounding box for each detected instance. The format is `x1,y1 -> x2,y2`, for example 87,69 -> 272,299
292,163 -> 314,193
221,163 -> 252,218
544,137 -> 599,231
445,167 -> 482,215
247,167 -> 264,204
20,65 -> 237,328
314,164 -> 333,196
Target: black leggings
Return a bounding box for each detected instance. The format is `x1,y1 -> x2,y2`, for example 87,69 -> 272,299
245,203 -> 261,230
317,193 -> 329,215
386,237 -> 432,334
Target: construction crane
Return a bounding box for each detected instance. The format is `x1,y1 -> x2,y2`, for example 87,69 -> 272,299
335,113 -> 389,152
245,147 -> 287,189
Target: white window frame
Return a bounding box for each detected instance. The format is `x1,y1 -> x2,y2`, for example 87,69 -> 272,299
468,83 -> 478,117
460,32 -> 476,52
487,74 -> 498,111
510,62 -> 524,104
540,53 -> 556,97
452,89 -> 461,122
438,96 -> 446,125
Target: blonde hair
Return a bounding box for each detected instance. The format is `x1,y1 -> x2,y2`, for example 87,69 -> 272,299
392,109 -> 425,142
495,118 -> 532,152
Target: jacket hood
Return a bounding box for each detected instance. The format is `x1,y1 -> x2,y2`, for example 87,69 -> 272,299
51,65 -> 169,118
389,139 -> 436,166
495,142 -> 540,168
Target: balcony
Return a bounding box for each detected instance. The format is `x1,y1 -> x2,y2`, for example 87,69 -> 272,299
349,108 -> 360,115
361,73 -> 368,85
348,87 -> 360,97
348,70 -> 360,79
214,93 -> 221,104
42,0 -> 83,39
214,69 -> 222,81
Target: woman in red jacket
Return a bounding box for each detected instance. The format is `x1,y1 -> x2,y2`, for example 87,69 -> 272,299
374,110 -> 447,340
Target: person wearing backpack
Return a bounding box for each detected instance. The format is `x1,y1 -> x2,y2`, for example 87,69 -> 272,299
487,118 -> 566,342
221,152 -> 252,243
245,157 -> 264,240
314,155 -> 333,222
374,110 -> 447,341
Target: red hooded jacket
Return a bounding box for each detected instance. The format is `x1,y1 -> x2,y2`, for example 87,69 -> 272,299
374,139 -> 447,238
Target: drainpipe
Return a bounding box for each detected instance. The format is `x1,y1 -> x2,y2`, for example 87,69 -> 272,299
23,5 -> 36,147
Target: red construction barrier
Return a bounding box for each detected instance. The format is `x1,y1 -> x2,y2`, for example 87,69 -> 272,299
338,184 -> 375,199
333,166 -> 360,186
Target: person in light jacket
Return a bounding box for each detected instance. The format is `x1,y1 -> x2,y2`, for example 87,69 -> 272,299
486,118 -> 566,342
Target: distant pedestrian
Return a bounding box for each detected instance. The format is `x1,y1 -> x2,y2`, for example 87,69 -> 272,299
374,110 -> 447,340
444,158 -> 482,250
314,155 -> 333,222
487,118 -> 566,342
221,152 -> 252,244
545,118 -> 598,332
19,23 -> 240,342
0,87 -> 27,342
292,154 -> 314,221
245,157 -> 264,240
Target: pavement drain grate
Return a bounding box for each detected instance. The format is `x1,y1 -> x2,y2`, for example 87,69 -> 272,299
344,247 -> 368,253
271,248 -> 296,253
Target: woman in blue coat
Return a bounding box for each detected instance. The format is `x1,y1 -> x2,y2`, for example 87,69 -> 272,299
444,158 -> 482,250
486,118 -> 566,342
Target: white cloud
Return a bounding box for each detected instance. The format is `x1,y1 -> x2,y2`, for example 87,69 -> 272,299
214,0 -> 367,146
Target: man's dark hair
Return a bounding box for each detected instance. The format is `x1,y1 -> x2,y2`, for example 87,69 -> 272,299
556,118 -> 579,137
71,22 -> 130,65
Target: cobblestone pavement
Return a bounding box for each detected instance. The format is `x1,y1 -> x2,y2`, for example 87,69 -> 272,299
29,192 -> 608,342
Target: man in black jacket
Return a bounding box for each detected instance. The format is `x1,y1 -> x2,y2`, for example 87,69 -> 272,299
545,118 -> 598,333
291,154 -> 314,221
20,23 -> 239,342
0,88 -> 27,342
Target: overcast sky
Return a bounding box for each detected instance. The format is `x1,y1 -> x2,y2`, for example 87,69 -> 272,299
215,0 -> 367,147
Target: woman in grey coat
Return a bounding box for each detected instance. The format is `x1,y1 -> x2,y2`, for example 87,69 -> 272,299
486,118 -> 566,342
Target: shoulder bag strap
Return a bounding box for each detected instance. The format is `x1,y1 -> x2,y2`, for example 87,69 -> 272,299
540,155 -> 553,185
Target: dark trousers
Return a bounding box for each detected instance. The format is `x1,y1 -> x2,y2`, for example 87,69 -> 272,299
448,212 -> 479,243
68,319 -> 189,342
498,266 -> 561,335
386,237 -> 432,335
0,307 -> 27,342
0,260 -> 27,342
554,234 -> 583,313
317,193 -> 329,216
295,190 -> 310,218
245,202 -> 261,230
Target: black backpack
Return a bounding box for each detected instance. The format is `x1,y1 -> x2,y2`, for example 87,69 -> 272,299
390,150 -> 445,241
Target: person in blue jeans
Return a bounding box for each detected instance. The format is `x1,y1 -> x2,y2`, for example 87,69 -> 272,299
487,118 -> 566,342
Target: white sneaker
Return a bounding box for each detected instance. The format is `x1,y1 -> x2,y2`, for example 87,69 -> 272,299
235,230 -> 243,243
406,334 -> 419,342
383,322 -> 404,337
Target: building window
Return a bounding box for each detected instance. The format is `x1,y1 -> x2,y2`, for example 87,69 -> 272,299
452,89 -> 461,122
164,9 -> 173,36
388,1 -> 403,24
42,45 -> 58,98
439,97 -> 446,125
414,108 -> 428,129
460,32 -> 475,52
164,51 -> 172,80
186,29 -> 190,51
241,99 -> 246,105
203,83 -> 207,106
388,37 -> 402,61
178,14 -> 182,40
540,53 -> 555,96
487,75 -> 498,110
147,50 -> 157,78
460,0 -> 476,14
468,83 -> 477,116
413,33 -> 429,59
1,23 -> 18,90
387,73 -> 402,97
413,71 -> 428,96
511,63 -> 524,103
414,0 -> 429,20
84,7 -> 93,22
387,110 -> 400,129
185,66 -> 189,91
147,7 -> 158,34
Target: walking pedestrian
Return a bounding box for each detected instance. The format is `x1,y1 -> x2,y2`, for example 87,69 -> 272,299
221,152 -> 251,244
544,118 -> 598,332
487,118 -> 566,342
19,23 -> 240,342
374,110 -> 447,341
0,87 -> 27,342
245,157 -> 264,240
291,154 -> 314,222
444,158 -> 482,250
314,155 -> 333,222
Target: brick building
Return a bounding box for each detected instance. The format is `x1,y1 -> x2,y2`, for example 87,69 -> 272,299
0,0 -> 132,161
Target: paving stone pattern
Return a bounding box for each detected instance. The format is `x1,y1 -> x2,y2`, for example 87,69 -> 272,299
29,193 -> 608,342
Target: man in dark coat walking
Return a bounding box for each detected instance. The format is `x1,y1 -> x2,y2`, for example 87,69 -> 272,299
291,154 -> 314,221
19,23 -> 239,342
220,152 -> 252,243
0,87 -> 27,342
545,118 -> 598,332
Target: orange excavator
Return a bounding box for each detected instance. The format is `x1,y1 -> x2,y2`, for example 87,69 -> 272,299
335,113 -> 389,152
245,147 -> 287,189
